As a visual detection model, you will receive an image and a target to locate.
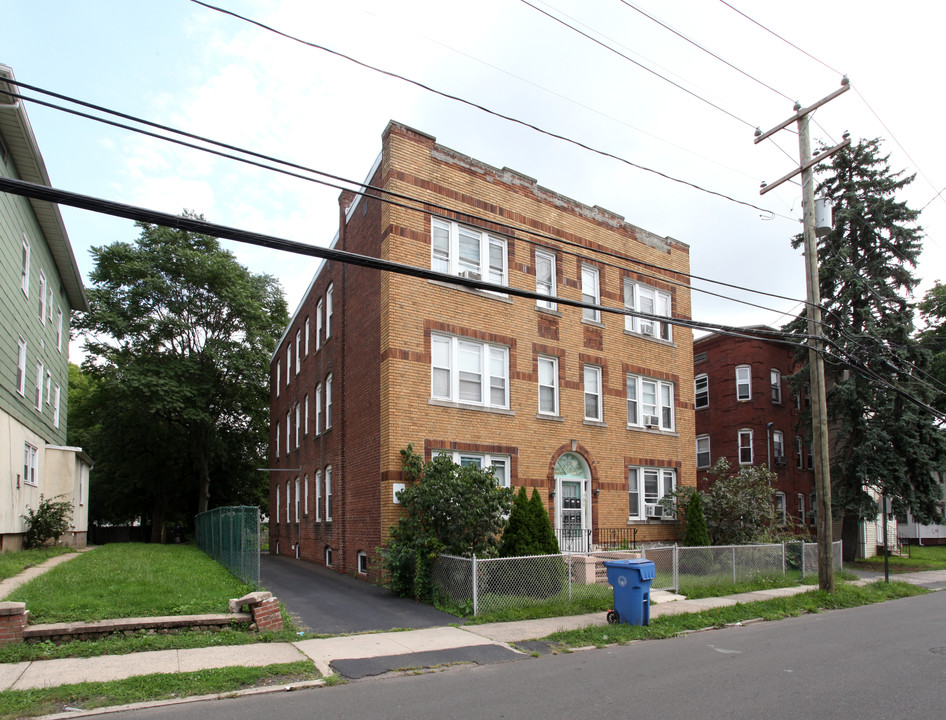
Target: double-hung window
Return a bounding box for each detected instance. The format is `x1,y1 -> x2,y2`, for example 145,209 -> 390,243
294,403 -> 301,448
285,411 -> 290,454
694,373 -> 708,408
628,466 -> 675,519
795,436 -> 804,468
315,383 -> 322,434
325,374 -> 333,429
315,470 -> 323,521
771,369 -> 782,403
624,279 -> 672,340
435,450 -> 510,488
696,435 -> 711,468
21,235 -> 30,297
316,300 -> 323,350
431,218 -> 507,287
775,492 -> 786,522
275,360 -> 281,397
773,430 -> 784,464
275,484 -> 280,523
23,443 -> 38,486
326,284 -> 333,338
304,395 -> 309,436
535,250 -> 556,309
16,338 -> 27,396
537,355 -> 559,416
305,317 -> 310,355
581,265 -> 600,322
38,271 -> 47,324
431,334 -> 509,409
295,331 -> 301,373
294,477 -> 301,522
797,494 -> 805,524
584,364 -> 602,421
325,466 -> 333,521
56,308 -> 63,352
736,365 -> 751,401
286,347 -> 291,386
53,384 -> 61,427
627,374 -> 674,430
738,429 -> 753,464
35,361 -> 44,411
275,421 -> 280,457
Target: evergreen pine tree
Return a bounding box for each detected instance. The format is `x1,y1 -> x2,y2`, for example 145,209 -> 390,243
498,487 -> 532,557
786,138 -> 946,558
528,488 -> 560,555
683,492 -> 710,547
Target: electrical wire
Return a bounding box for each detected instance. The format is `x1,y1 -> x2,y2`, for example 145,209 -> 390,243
0,79 -> 817,325
520,0 -> 756,129
3,173 -> 939,418
615,0 -> 794,103
189,0 -> 789,219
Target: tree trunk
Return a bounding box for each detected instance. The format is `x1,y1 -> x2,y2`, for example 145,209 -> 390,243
197,450 -> 211,514
150,505 -> 166,544
841,514 -> 860,562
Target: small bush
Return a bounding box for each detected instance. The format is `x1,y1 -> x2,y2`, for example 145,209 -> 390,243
21,494 -> 74,549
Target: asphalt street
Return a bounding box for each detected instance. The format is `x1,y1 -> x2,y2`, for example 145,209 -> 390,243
259,552 -> 458,634
102,588 -> 946,720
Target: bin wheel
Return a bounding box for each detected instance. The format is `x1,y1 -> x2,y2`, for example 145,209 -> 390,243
606,610 -> 619,625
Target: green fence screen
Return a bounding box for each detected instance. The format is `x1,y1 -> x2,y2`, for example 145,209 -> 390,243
195,505 -> 260,589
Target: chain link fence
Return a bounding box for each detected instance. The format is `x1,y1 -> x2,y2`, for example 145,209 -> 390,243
195,505 -> 260,589
434,540 -> 842,616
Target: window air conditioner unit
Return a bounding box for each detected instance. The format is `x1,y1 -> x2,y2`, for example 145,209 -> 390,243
774,455 -> 786,466
458,270 -> 481,281
643,415 -> 660,428
645,503 -> 664,519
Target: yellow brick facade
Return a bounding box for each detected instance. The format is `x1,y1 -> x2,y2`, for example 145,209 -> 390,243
377,122 -> 694,545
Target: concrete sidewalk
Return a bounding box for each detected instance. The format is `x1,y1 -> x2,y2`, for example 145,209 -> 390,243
4,569 -> 945,693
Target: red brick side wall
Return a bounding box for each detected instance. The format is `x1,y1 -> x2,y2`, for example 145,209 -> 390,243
250,597 -> 283,632
0,603 -> 28,646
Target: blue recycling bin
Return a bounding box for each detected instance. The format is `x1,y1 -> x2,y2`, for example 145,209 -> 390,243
603,558 -> 655,626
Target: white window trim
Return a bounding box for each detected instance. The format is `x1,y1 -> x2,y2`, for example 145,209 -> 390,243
694,373 -> 709,409
304,474 -> 309,515
276,421 -> 280,457
325,374 -> 333,429
316,300 -> 323,351
583,364 -> 603,422
295,330 -> 301,373
304,394 -> 309,436
38,270 -> 47,325
53,383 -> 61,428
771,368 -> 782,404
325,466 -> 333,521
797,493 -> 805,524
431,217 -> 508,288
305,317 -> 310,356
275,360 -> 281,397
294,477 -> 301,522
624,279 -> 672,340
35,361 -> 44,412
773,430 -> 785,464
56,308 -> 63,352
581,265 -> 600,322
357,550 -> 368,575
23,442 -> 38,486
738,428 -> 753,465
537,355 -> 559,416
21,234 -> 30,297
285,411 -> 290,455
315,383 -> 322,435
796,436 -> 804,469
628,466 -> 676,520
294,403 -> 301,448
434,450 -> 511,488
775,492 -> 786,522
626,374 -> 674,430
286,347 -> 291,386
326,284 -> 333,338
315,470 -> 323,521
535,249 -> 557,310
285,480 -> 291,523
430,333 -> 509,410
696,434 -> 711,469
16,338 -> 27,396
736,365 -> 752,402
275,484 -> 280,523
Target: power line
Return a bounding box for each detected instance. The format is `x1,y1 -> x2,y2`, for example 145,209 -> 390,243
190,0 -> 788,219
519,0 -> 757,129
0,80 -> 816,323
716,0 -> 843,76
615,0 -> 794,103
3,174 -> 939,418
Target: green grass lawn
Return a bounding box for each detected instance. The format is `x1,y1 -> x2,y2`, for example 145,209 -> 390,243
0,547 -> 74,583
5,543 -> 255,623
0,661 -> 322,720
848,544 -> 946,573
541,581 -> 927,649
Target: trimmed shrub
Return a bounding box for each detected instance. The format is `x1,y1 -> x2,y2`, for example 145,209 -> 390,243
21,494 -> 74,549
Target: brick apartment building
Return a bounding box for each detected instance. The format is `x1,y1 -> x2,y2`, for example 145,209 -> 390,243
693,328 -> 816,532
269,121 -> 696,581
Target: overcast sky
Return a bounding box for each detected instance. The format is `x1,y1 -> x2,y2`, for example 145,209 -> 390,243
4,0 -> 945,345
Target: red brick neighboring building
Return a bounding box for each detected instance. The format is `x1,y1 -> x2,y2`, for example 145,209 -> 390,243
693,328 -> 816,532
269,121 -> 696,581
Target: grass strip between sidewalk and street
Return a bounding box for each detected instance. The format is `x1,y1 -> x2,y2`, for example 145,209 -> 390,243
0,661 -> 322,720
541,581 -> 927,649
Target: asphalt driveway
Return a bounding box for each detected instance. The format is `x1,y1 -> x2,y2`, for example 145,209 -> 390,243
259,553 -> 460,634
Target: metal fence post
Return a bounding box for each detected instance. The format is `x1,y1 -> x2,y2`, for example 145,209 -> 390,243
673,544 -> 679,593
782,541 -> 786,576
801,541 -> 806,579
568,551 -> 572,603
472,553 -> 478,617
732,546 -> 737,584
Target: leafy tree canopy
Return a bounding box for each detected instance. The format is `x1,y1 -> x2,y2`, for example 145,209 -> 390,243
73,216 -> 287,540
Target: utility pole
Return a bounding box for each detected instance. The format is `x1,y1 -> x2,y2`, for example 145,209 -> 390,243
756,78 -> 851,592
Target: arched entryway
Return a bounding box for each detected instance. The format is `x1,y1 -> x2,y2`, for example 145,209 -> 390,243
554,452 -> 592,552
